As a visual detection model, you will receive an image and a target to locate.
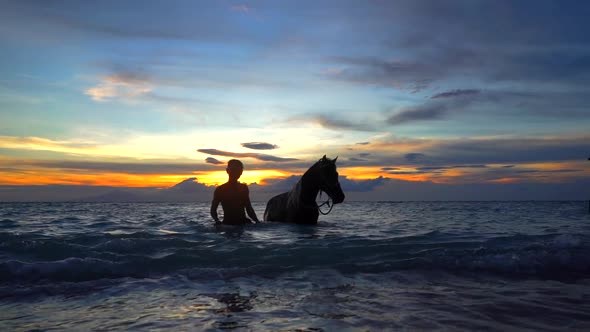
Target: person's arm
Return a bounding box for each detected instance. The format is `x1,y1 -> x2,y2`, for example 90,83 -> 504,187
244,186 -> 259,223
210,188 -> 221,224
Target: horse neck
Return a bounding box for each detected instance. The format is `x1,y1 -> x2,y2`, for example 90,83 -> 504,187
287,164 -> 322,208
298,167 -> 321,204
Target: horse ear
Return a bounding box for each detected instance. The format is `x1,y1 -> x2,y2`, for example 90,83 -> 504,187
322,155 -> 327,161
333,156 -> 338,163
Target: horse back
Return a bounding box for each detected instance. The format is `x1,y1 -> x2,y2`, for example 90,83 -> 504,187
263,192 -> 289,222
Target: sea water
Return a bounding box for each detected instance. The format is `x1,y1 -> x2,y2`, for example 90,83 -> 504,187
1,201 -> 590,331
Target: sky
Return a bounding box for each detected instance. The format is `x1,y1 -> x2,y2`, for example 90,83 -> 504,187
1,0 -> 589,201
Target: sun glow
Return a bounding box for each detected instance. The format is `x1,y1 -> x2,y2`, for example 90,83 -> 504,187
0,170 -> 195,187
194,169 -> 288,186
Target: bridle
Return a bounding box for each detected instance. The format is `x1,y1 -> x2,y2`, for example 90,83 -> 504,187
316,190 -> 334,215
310,158 -> 341,215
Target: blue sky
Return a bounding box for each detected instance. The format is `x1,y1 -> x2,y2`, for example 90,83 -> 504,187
1,0 -> 589,200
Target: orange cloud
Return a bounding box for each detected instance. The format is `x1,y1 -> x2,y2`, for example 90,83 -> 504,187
0,169 -> 190,187
489,177 -> 520,184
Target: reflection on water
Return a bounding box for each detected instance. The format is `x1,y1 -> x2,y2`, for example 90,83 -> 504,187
215,224 -> 246,239
208,292 -> 257,313
206,292 -> 257,330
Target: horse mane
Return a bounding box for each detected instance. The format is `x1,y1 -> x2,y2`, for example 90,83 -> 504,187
286,180 -> 302,209
286,157 -> 329,209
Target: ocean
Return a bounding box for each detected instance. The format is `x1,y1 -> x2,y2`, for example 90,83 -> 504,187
1,201 -> 590,331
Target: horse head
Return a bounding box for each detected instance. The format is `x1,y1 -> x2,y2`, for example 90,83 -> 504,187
316,155 -> 345,204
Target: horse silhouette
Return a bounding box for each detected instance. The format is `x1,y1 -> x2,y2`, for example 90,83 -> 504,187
264,155 -> 345,224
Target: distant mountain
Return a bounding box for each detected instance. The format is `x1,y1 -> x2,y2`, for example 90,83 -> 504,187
78,178 -> 214,202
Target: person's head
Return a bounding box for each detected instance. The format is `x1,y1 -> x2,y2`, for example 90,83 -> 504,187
226,159 -> 243,181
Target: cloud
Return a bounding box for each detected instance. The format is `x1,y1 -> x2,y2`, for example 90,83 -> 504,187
85,73 -> 152,102
25,160 -> 203,174
339,176 -> 390,192
324,56 -> 437,92
205,157 -> 224,165
432,89 -> 480,99
405,153 -> 426,162
416,165 -> 488,171
1,1 -> 260,43
321,1 -> 590,94
389,88 -> 590,127
197,149 -> 298,162
388,102 -> 451,125
289,114 -> 377,132
340,134 -> 590,172
231,5 -> 251,13
0,136 -> 106,156
394,135 -> 590,166
241,142 -> 279,150
256,175 -> 300,193
387,89 -> 483,125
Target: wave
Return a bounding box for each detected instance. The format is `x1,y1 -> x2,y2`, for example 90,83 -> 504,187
1,231 -> 589,283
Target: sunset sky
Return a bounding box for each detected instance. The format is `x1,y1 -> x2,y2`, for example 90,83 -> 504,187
1,0 -> 589,201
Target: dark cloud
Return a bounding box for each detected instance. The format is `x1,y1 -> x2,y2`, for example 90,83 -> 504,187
1,1 -> 258,43
205,157 -> 224,165
348,157 -> 368,162
338,135 -> 590,170
197,149 -> 298,162
257,175 -> 301,193
339,176 -> 389,192
389,89 -> 590,127
432,89 -> 480,99
386,171 -> 420,175
431,138 -> 590,164
430,136 -> 590,165
289,114 -> 377,132
324,56 -> 437,92
388,103 -> 451,125
241,142 -> 279,150
405,153 -> 426,162
356,142 -> 370,145
25,160 -> 202,174
416,165 -> 488,171
322,2 -> 590,94
387,89 -> 488,125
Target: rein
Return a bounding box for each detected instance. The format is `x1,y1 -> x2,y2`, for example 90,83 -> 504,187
316,190 -> 334,215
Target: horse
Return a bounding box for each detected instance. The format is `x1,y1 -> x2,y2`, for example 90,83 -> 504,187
263,155 -> 345,224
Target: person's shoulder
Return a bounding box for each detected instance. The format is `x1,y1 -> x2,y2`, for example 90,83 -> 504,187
214,183 -> 228,193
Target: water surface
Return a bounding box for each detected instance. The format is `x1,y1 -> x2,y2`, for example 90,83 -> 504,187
1,201 -> 590,330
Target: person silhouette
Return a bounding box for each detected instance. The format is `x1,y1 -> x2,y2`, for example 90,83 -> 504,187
210,159 -> 259,225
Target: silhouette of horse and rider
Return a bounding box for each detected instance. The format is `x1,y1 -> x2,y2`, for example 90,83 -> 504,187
210,155 -> 345,225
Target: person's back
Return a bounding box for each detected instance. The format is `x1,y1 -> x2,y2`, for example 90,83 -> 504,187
210,159 -> 259,225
